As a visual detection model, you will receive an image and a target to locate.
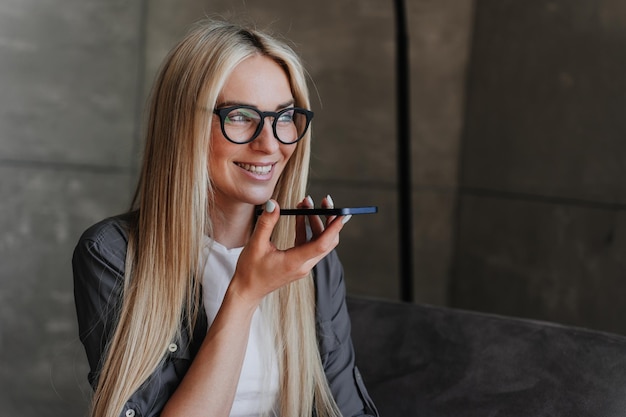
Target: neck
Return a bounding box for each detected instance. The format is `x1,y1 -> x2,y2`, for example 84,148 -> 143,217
209,202 -> 256,249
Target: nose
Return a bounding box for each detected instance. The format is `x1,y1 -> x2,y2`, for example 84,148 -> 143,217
249,117 -> 280,153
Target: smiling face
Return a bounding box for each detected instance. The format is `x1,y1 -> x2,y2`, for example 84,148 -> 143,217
209,54 -> 298,214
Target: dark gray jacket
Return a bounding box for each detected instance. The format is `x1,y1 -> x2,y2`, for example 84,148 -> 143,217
72,213 -> 378,417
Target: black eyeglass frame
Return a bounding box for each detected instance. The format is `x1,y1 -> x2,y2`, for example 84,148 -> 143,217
213,105 -> 314,145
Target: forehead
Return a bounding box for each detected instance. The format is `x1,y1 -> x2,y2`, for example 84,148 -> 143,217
218,55 -> 293,108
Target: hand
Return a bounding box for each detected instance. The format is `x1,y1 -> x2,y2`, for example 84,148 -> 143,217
295,194 -> 350,245
228,198 -> 348,306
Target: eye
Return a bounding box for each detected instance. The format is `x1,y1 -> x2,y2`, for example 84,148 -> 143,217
225,108 -> 259,124
276,109 -> 295,124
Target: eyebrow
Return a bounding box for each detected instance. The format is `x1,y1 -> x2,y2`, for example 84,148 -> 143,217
215,99 -> 295,110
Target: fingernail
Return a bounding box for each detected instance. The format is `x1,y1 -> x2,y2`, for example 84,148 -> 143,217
326,194 -> 334,208
341,214 -> 352,224
265,200 -> 276,213
306,195 -> 314,207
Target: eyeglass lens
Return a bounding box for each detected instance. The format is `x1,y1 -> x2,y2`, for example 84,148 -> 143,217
221,107 -> 309,143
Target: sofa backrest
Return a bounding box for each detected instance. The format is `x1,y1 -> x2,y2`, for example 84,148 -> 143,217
348,297 -> 626,417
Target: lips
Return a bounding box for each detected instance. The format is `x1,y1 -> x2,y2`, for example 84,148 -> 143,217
235,162 -> 273,175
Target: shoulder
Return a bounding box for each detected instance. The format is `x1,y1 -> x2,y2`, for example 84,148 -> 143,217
77,211 -> 134,246
75,212 -> 135,253
72,211 -> 136,283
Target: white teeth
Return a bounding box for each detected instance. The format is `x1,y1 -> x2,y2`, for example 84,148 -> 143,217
237,163 -> 272,175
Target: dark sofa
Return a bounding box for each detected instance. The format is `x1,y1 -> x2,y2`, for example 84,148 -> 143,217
347,297 -> 626,417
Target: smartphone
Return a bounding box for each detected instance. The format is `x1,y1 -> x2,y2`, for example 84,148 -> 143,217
255,206 -> 378,216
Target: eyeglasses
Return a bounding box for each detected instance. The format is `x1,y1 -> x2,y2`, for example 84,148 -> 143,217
213,105 -> 314,144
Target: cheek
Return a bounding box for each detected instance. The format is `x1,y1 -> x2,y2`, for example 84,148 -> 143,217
274,145 -> 299,183
282,144 -> 298,164
209,133 -> 238,166
207,145 -> 220,169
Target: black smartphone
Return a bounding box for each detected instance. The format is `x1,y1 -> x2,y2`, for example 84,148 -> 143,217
255,206 -> 378,216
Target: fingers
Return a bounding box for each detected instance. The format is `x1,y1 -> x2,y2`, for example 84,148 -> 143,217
296,194 -> 349,240
249,199 -> 280,246
304,196 -> 325,237
234,196 -> 348,302
287,209 -> 346,268
232,197 -> 350,304
295,198 -> 308,246
321,194 -> 337,226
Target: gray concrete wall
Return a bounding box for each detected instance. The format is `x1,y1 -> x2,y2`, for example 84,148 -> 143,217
9,0 -> 624,414
451,0 -> 626,335
407,0 -> 474,304
0,0 -> 142,414
0,0 -> 472,415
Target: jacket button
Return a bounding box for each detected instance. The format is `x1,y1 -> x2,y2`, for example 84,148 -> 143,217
125,409 -> 136,417
168,343 -> 178,353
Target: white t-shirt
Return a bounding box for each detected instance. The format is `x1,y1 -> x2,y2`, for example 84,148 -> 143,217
201,237 -> 280,417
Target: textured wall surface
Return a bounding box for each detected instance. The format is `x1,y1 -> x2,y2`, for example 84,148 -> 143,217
5,0 -> 624,415
0,0 -> 142,414
452,0 -> 626,335
406,0 -> 474,304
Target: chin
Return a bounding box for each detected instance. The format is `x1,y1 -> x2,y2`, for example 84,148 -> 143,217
246,193 -> 275,206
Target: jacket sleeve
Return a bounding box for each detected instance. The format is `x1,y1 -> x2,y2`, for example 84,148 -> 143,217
72,216 -> 192,417
72,218 -> 129,389
314,251 -> 379,417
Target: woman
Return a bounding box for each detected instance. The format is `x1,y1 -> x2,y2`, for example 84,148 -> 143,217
73,19 -> 378,417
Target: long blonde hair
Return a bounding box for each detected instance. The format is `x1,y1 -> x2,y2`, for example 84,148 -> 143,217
90,20 -> 341,417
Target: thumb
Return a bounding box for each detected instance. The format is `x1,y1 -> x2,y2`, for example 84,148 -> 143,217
250,199 -> 280,244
